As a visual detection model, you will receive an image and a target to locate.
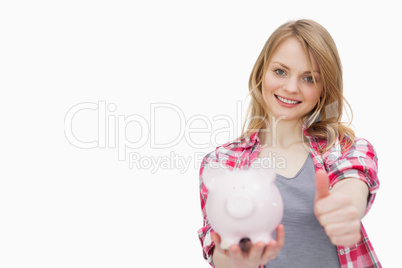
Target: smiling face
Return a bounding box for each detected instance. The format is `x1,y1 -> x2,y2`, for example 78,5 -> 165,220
262,37 -> 323,123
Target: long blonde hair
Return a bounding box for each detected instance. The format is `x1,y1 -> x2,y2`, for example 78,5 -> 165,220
240,19 -> 355,153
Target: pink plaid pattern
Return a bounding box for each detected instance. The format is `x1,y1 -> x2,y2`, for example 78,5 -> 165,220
198,127 -> 381,267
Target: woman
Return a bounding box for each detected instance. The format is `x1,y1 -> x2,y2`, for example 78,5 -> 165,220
198,19 -> 381,268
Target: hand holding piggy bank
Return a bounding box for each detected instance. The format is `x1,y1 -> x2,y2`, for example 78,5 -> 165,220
202,159 -> 283,250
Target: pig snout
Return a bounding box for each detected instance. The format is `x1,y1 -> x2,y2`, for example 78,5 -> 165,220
225,193 -> 254,219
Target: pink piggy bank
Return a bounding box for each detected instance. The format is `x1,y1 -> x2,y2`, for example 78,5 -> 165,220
202,159 -> 283,249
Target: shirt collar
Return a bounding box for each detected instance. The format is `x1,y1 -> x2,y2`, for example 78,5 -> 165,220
229,128 -> 262,149
230,124 -> 325,168
235,123 -> 312,149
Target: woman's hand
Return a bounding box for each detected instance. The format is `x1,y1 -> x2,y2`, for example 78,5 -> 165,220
211,224 -> 285,268
314,170 -> 366,247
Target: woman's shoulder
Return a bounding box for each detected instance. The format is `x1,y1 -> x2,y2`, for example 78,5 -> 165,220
347,136 -> 377,156
318,134 -> 377,164
200,131 -> 260,167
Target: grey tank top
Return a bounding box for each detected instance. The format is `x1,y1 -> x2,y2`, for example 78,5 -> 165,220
265,154 -> 340,268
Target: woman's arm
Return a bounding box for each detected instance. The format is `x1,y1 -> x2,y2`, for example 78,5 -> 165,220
330,178 -> 369,219
314,170 -> 369,247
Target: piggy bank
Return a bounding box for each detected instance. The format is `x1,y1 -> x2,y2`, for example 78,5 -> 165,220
202,159 -> 283,249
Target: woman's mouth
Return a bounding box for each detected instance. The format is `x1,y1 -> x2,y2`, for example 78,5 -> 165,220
275,95 -> 302,106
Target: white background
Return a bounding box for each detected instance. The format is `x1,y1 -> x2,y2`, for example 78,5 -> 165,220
1,1 -> 400,267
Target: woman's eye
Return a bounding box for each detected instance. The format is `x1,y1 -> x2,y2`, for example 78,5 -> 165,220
304,76 -> 314,83
274,69 -> 286,76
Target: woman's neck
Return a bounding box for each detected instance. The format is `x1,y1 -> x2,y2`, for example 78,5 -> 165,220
259,117 -> 305,149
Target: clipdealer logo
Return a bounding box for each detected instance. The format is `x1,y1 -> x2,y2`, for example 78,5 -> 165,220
64,100 -> 339,173
63,100 -> 246,173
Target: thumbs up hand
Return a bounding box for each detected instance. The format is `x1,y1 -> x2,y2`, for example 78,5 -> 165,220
314,170 -> 362,247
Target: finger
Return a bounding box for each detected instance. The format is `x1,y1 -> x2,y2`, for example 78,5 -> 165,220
324,220 -> 361,238
329,231 -> 362,247
228,244 -> 244,261
211,232 -> 220,245
275,224 -> 285,248
315,169 -> 330,201
261,224 -> 285,263
248,241 -> 266,260
211,232 -> 226,255
318,205 -> 359,226
211,232 -> 219,243
316,192 -> 355,218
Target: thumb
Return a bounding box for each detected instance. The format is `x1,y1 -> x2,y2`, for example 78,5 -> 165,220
211,231 -> 220,245
315,169 -> 330,201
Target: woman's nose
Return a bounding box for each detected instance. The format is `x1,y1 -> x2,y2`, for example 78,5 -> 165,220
283,77 -> 299,93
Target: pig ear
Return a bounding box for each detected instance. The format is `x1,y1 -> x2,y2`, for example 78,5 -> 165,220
248,158 -> 276,182
202,161 -> 227,190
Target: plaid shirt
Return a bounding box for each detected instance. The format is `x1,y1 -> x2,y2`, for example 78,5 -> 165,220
198,127 -> 381,268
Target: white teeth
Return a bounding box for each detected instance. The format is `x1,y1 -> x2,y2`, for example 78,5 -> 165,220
277,95 -> 299,104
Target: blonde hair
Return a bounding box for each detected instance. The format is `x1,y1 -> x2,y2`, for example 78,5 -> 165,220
240,19 -> 355,153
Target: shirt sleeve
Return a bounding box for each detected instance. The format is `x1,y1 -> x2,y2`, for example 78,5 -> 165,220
324,137 -> 379,216
197,150 -> 218,267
